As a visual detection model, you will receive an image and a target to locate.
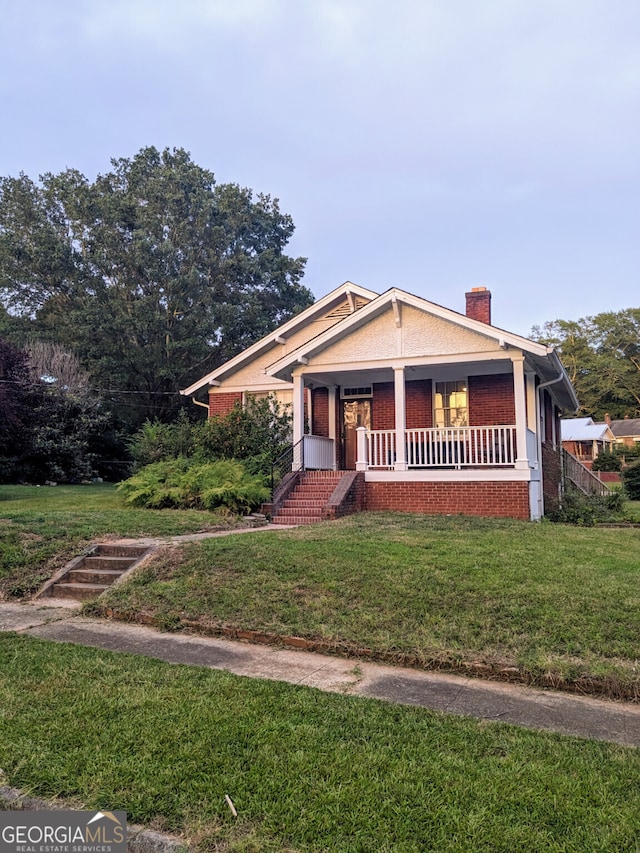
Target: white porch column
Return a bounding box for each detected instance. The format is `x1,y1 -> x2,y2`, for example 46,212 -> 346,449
356,426 -> 369,471
393,365 -> 407,471
512,355 -> 529,470
292,371 -> 305,461
328,386 -> 337,470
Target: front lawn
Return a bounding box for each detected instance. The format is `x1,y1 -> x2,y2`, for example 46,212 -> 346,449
0,484 -> 246,598
94,512 -> 640,692
1,634 -> 639,852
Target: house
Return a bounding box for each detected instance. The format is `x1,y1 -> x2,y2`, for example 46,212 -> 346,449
182,282 -> 579,522
606,415 -> 640,449
560,417 -> 615,466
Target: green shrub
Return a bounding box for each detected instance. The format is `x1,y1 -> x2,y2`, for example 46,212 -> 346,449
591,450 -> 622,472
622,462 -> 640,501
548,489 -> 625,526
128,410 -> 198,469
117,459 -> 269,514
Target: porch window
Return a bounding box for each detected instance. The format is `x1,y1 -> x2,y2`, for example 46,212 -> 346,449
434,380 -> 468,428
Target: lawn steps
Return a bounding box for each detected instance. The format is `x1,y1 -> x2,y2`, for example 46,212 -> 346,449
271,471 -> 363,525
36,543 -> 155,601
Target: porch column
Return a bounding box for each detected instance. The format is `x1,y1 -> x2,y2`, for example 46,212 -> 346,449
292,372 -> 305,471
512,355 -> 529,469
328,385 -> 337,470
394,366 -> 407,471
356,426 -> 369,471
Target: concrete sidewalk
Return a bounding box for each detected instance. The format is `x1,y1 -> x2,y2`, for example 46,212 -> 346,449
2,599 -> 640,747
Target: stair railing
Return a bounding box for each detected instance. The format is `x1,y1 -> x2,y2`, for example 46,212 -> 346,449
562,449 -> 611,497
271,437 -> 305,495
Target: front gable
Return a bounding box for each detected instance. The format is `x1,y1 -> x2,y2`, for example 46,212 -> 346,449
315,302 -> 502,367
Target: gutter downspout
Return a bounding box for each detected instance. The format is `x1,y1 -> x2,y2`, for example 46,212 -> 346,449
191,396 -> 209,412
536,373 -> 565,519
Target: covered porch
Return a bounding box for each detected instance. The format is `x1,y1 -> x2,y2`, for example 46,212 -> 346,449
290,353 -> 540,475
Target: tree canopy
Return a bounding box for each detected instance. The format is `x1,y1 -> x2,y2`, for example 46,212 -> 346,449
0,147 -> 312,425
531,308 -> 640,420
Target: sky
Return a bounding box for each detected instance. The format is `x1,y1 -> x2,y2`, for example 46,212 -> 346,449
1,0 -> 639,336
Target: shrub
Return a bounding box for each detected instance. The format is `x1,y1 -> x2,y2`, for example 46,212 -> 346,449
622,462 -> 640,501
117,459 -> 269,514
591,451 -> 622,472
548,488 -> 625,526
128,410 -> 198,469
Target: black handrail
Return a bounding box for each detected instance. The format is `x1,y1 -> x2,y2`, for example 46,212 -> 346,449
270,437 -> 305,495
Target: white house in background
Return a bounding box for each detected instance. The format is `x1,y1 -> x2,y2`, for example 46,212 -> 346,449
560,417 -> 615,464
182,282 -> 579,522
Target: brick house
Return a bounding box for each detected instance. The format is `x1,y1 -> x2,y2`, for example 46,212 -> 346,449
182,283 -> 578,521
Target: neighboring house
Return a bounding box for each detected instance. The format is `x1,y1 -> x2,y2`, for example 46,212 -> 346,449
182,282 -> 578,521
606,416 -> 640,448
560,417 -> 615,465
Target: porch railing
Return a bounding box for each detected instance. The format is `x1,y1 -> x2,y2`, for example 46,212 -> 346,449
367,425 -> 518,468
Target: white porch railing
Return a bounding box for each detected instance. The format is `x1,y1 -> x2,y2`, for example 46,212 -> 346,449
303,434 -> 335,470
367,426 -> 518,468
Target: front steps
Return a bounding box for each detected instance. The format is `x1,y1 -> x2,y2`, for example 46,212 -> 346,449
38,543 -> 154,601
271,471 -> 345,525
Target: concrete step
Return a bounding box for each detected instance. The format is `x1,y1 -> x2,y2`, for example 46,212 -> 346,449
68,568 -> 124,585
50,582 -> 111,601
83,556 -> 136,572
93,544 -> 149,558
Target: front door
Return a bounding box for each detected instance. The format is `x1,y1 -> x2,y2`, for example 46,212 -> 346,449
342,399 -> 371,469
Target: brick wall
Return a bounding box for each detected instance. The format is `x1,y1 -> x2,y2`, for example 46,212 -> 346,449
372,382 -> 395,429
468,374 -> 515,425
365,481 -> 530,519
209,391 -> 242,417
312,388 -> 329,437
541,441 -> 561,514
406,379 -> 433,428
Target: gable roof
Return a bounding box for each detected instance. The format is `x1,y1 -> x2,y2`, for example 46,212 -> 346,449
180,281 -> 378,396
560,418 -> 615,443
265,287 -> 579,410
609,418 -> 640,439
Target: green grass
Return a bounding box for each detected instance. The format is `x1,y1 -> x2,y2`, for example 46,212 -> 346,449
1,634 -> 640,852
625,500 -> 640,521
0,484 -> 248,598
95,512 -> 640,690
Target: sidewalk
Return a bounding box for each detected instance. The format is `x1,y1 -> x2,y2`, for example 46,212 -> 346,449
2,599 -> 640,747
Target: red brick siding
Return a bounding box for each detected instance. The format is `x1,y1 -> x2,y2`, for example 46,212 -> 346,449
541,441 -> 561,513
365,481 -> 530,519
312,388 -> 329,437
468,374 -> 515,426
543,391 -> 554,444
209,391 -> 242,417
372,382 -> 395,430
406,379 -> 433,428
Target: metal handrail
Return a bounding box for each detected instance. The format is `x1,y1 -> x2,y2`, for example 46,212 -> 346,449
270,437 -> 304,494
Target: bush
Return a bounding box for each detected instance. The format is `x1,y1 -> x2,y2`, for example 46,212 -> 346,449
591,451 -> 622,472
117,459 -> 270,514
128,410 -> 198,469
622,462 -> 640,501
548,489 -> 625,526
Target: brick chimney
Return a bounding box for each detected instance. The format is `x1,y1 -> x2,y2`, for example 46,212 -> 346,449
465,287 -> 491,325
605,413 -> 611,425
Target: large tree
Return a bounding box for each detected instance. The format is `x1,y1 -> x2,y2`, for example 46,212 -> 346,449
0,147 -> 312,424
532,309 -> 640,420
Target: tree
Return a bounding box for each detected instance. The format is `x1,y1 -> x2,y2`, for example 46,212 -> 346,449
0,147 -> 312,426
531,309 -> 640,420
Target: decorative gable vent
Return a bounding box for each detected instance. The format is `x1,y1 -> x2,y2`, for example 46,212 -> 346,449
325,296 -> 369,320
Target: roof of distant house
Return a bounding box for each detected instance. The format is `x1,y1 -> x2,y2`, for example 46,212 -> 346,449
560,417 -> 615,443
608,418 -> 640,439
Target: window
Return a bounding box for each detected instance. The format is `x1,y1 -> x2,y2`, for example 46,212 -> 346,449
434,380 -> 467,428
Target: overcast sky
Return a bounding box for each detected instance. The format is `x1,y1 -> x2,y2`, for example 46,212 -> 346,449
2,0 -> 638,336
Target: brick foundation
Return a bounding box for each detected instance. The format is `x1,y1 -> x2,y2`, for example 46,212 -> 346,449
365,480 -> 530,519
